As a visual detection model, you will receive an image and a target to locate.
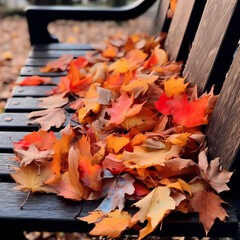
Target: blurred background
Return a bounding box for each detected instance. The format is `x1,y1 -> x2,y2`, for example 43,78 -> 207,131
0,0 -> 158,113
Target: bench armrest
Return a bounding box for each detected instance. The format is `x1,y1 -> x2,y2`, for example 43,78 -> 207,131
25,0 -> 157,45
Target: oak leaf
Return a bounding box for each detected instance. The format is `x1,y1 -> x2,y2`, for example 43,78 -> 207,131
132,186 -> 175,240
189,191 -> 228,235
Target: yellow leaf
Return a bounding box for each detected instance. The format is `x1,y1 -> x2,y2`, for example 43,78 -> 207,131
106,134 -> 130,153
133,186 -> 175,240
164,76 -> 189,98
166,132 -> 191,146
79,210 -> 131,238
109,58 -> 129,73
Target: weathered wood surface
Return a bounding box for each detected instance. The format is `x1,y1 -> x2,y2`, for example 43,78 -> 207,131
29,50 -> 86,58
183,0 -> 240,94
206,46 -> 240,171
5,97 -> 73,113
20,66 -> 67,76
25,58 -> 59,67
152,0 -> 170,34
12,86 -> 53,97
33,43 -> 93,51
164,0 -> 206,61
0,153 -> 18,182
0,182 -> 237,236
16,76 -> 60,84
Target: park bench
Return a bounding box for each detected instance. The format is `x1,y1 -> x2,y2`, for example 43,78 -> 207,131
0,0 -> 239,239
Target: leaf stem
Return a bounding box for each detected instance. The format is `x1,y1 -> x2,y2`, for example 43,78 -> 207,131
20,190 -> 31,209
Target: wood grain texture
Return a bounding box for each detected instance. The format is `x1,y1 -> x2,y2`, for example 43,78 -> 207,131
183,0 -> 240,94
16,77 -> 60,85
152,0 -> 170,34
20,66 -> 67,77
0,153 -> 18,182
206,46 -> 240,171
164,0 -> 206,61
0,131 -> 61,153
5,97 -> 73,113
0,182 -> 237,236
29,50 -> 86,58
12,86 -> 53,97
34,43 -> 93,51
25,58 -> 59,67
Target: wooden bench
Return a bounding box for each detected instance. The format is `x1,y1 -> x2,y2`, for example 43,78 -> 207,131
0,0 -> 239,239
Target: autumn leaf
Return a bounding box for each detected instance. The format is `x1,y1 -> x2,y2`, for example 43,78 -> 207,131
106,91 -> 144,125
79,210 -> 131,238
144,47 -> 168,69
49,146 -> 88,201
37,94 -> 69,109
125,49 -> 148,66
10,162 -> 56,193
18,76 -> 52,86
189,191 -> 228,235
164,76 -> 189,98
102,153 -> 125,174
96,173 -> 135,213
12,129 -> 56,151
28,108 -> 66,131
102,45 -> 117,58
106,134 -> 130,153
132,186 -> 175,240
109,58 -> 129,74
40,54 -> 73,73
198,148 -> 233,193
14,144 -> 53,167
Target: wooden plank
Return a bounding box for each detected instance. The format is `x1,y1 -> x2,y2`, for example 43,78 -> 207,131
152,0 -> 170,34
164,0 -> 206,61
29,50 -> 86,58
0,182 -> 237,236
12,86 -> 53,97
183,0 -> 240,94
20,66 -> 67,77
5,97 -> 73,113
0,131 -> 61,153
25,58 -> 58,67
206,46 -> 240,171
0,113 -> 70,131
0,153 -> 18,182
16,77 -> 60,84
33,43 -> 93,51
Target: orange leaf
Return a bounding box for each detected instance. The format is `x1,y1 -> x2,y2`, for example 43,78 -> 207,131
102,45 -> 117,58
106,134 -> 130,153
109,58 -> 129,74
18,76 -> 51,86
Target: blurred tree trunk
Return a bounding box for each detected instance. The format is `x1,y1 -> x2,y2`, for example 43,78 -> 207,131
108,0 -> 127,7
29,0 -> 72,5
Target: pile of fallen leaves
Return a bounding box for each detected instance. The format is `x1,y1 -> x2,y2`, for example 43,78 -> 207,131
11,32 -> 232,239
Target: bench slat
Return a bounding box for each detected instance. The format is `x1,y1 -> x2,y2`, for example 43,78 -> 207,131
0,153 -> 18,182
0,182 -> 237,236
12,86 -> 53,97
20,67 -> 67,76
206,46 -> 240,171
183,0 -> 240,94
33,43 -> 93,51
25,58 -> 60,67
29,50 -> 86,58
5,97 -> 73,113
164,0 -> 206,61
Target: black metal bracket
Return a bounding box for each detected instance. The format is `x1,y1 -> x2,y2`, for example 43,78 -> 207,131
25,0 -> 157,45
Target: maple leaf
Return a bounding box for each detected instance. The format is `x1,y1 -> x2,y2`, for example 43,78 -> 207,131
102,153 -> 125,174
49,146 -> 88,201
12,129 -> 56,151
121,74 -> 158,98
106,134 -> 130,153
28,108 -> 66,131
89,62 -> 107,83
18,76 -> 52,86
102,45 -> 117,58
122,145 -> 181,169
198,148 -> 233,193
10,162 -> 56,193
96,173 -> 135,213
125,49 -> 148,67
189,191 -> 228,235
79,210 -> 131,238
40,54 -> 73,73
164,76 -> 189,98
155,92 -> 211,127
106,91 -> 144,125
14,144 -> 53,167
37,94 -> 69,109
144,47 -> 168,69
108,58 -> 129,74
132,186 -> 175,240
